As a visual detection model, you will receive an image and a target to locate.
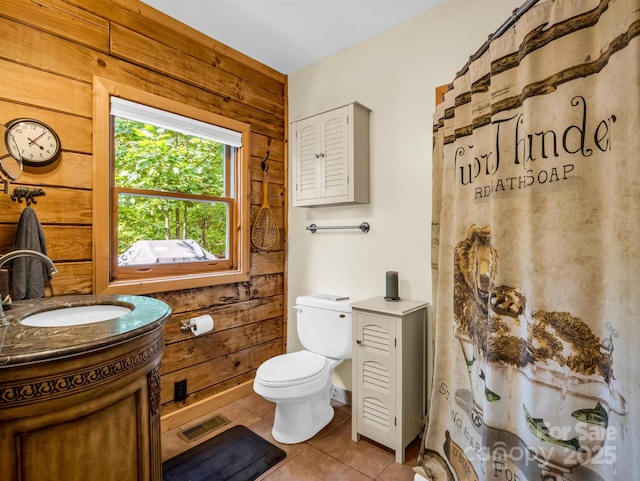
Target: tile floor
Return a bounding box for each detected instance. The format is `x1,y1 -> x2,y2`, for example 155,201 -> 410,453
162,391 -> 422,480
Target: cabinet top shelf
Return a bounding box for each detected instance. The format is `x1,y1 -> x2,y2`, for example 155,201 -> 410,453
291,101 -> 371,124
350,296 -> 429,316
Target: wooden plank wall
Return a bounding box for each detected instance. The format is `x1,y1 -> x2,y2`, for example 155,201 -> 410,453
0,0 -> 287,416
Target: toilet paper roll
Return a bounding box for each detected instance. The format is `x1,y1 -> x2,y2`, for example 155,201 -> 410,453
190,314 -> 214,336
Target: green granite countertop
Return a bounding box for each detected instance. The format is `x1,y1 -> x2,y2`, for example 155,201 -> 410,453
0,294 -> 172,367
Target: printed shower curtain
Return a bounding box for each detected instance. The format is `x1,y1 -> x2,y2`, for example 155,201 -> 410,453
420,1 -> 639,481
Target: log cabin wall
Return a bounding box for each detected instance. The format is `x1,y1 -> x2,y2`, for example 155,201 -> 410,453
0,0 -> 287,417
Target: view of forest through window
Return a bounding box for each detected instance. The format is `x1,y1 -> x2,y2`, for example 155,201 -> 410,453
113,118 -> 233,263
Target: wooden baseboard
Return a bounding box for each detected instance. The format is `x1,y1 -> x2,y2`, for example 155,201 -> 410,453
160,380 -> 255,433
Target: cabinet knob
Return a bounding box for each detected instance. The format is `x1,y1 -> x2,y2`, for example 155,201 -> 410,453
356,340 -> 362,345
315,153 -> 320,158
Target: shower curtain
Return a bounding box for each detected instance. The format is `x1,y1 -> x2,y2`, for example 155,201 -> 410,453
420,1 -> 639,481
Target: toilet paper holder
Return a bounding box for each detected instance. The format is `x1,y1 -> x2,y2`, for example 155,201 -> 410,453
179,314 -> 214,336
180,319 -> 196,332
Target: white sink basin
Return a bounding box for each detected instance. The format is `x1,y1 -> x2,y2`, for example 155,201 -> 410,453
21,305 -> 132,327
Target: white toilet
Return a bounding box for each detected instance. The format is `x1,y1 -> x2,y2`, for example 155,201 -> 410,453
253,295 -> 352,444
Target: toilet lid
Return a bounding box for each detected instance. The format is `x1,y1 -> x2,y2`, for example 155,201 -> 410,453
256,351 -> 328,385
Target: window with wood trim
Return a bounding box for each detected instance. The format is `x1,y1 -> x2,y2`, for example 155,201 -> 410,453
93,78 -> 251,295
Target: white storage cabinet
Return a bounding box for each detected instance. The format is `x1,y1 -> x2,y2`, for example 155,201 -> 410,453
291,102 -> 370,207
351,297 -> 428,463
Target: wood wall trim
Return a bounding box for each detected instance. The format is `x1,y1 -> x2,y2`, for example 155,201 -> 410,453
160,380 -> 255,433
82,0 -> 286,82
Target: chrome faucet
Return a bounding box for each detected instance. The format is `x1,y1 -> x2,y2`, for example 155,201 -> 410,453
0,249 -> 58,327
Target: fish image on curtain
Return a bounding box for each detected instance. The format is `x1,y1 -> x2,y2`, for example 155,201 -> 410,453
452,224 -> 626,476
421,0 -> 640,480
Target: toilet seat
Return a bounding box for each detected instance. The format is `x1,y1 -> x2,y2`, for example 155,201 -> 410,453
256,351 -> 329,388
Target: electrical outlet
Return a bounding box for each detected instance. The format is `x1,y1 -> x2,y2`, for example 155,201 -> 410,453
174,380 -> 187,402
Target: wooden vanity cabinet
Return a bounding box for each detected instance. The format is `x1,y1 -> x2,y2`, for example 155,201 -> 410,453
0,326 -> 165,481
351,297 -> 428,463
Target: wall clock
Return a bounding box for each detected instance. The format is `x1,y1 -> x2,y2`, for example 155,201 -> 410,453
4,118 -> 62,167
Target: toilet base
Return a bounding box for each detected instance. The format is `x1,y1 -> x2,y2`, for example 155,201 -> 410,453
271,395 -> 335,444
253,355 -> 344,444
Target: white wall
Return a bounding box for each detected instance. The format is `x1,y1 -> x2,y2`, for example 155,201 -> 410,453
287,0 -> 522,390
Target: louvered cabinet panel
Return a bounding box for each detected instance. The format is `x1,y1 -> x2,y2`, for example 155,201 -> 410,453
351,297 -> 429,464
291,102 -> 370,207
321,112 -> 349,198
295,119 -> 322,201
356,319 -> 396,445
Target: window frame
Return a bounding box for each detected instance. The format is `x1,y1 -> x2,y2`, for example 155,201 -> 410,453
93,77 -> 251,295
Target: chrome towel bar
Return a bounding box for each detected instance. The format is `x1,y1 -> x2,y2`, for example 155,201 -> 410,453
306,222 -> 370,234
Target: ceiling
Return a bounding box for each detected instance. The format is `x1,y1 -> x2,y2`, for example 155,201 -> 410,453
140,0 -> 447,74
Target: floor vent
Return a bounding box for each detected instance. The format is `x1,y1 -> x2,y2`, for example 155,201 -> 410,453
178,414 -> 230,443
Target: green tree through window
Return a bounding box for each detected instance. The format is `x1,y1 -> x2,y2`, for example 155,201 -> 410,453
113,118 -> 230,259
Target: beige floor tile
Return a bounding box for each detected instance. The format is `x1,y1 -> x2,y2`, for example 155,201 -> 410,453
309,420 -> 394,479
234,391 -> 277,419
262,445 -> 372,481
375,436 -> 422,480
213,398 -> 265,427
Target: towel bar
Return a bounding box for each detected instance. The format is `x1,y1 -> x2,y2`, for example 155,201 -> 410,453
306,222 -> 370,234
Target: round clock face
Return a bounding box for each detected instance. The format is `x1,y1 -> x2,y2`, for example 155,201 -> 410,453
5,118 -> 61,166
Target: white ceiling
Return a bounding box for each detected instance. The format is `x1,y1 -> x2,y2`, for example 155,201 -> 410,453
141,0 -> 447,74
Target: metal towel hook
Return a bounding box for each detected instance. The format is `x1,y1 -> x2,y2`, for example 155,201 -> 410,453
10,186 -> 46,206
261,151 -> 270,172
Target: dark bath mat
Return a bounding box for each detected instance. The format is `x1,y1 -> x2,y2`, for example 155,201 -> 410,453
163,425 -> 286,481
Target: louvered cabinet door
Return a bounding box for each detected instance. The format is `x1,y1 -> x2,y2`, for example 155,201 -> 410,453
353,311 -> 396,446
351,297 -> 428,464
294,116 -> 322,202
291,102 -> 370,206
320,108 -> 350,200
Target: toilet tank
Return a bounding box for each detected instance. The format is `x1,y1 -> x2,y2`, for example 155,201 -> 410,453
295,295 -> 352,359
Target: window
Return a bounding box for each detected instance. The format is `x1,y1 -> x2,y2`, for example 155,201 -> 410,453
93,78 -> 251,294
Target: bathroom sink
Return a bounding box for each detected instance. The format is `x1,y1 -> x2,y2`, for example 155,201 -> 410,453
20,304 -> 132,327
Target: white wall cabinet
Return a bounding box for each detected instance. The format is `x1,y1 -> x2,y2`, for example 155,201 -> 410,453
351,297 -> 428,463
291,102 -> 370,207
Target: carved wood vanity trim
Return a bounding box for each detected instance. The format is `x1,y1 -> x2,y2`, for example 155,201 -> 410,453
0,337 -> 163,407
